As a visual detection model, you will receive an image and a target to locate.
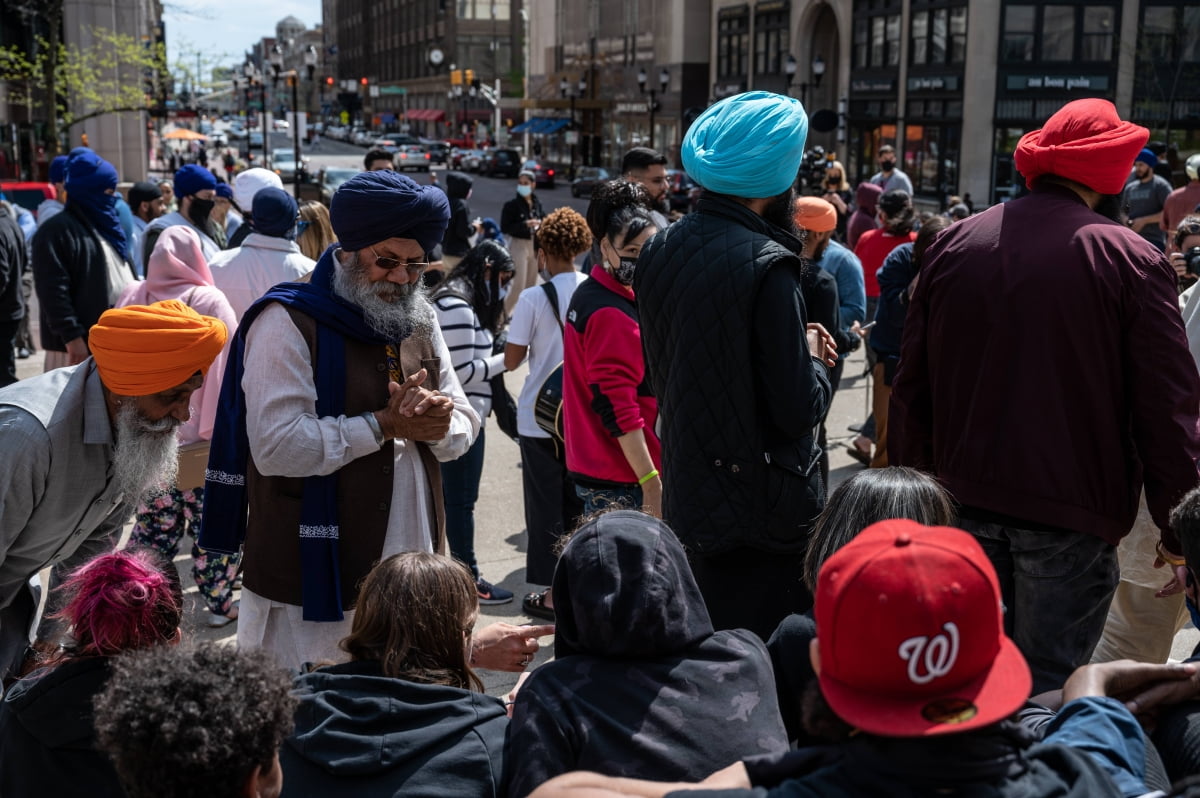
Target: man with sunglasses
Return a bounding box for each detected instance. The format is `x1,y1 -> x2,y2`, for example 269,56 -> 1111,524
209,187 -> 315,320
200,170 -> 488,672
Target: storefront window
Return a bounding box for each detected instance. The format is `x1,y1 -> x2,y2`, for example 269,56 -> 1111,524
1002,5 -> 1035,61
754,8 -> 789,75
854,17 -> 869,68
1140,5 -> 1200,63
949,7 -> 967,62
911,12 -> 927,65
1041,6 -> 1075,61
718,12 -> 750,78
911,4 -> 967,66
886,15 -> 901,66
1082,6 -> 1115,61
929,9 -> 946,64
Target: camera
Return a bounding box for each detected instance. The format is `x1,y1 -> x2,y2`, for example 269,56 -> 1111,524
796,146 -> 828,195
1187,246 -> 1200,276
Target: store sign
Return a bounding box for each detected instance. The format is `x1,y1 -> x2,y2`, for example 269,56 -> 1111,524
907,75 -> 959,92
1006,74 -> 1109,91
712,82 -> 745,99
616,101 -> 649,114
851,78 -> 895,93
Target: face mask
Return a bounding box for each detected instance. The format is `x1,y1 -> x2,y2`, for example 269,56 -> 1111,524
489,282 -> 510,303
188,197 -> 215,228
611,256 -> 638,286
516,185 -> 532,198
880,159 -> 896,172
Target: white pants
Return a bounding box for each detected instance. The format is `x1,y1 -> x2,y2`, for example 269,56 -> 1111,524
238,587 -> 354,672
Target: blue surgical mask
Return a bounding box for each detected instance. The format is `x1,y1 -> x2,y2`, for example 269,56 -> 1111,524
489,282 -> 510,303
516,185 -> 532,198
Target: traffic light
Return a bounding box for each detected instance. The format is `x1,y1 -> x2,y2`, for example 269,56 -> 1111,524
325,76 -> 334,86
360,77 -> 368,87
450,69 -> 463,86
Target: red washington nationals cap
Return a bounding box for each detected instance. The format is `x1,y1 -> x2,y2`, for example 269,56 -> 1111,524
814,519 -> 1031,737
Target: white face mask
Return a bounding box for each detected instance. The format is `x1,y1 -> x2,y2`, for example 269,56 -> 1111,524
490,283 -> 510,303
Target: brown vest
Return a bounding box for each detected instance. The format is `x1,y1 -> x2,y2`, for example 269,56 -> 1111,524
242,306 -> 446,610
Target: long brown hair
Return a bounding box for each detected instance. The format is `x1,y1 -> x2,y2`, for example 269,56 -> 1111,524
341,552 -> 482,690
297,200 -> 335,261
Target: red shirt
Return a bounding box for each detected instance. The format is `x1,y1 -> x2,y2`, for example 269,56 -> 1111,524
854,228 -> 916,298
562,266 -> 661,486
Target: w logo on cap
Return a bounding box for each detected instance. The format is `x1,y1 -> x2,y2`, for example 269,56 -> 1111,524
898,622 -> 960,685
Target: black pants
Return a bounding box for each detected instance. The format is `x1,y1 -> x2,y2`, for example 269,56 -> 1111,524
0,319 -> 18,387
520,435 -> 584,586
688,547 -> 811,642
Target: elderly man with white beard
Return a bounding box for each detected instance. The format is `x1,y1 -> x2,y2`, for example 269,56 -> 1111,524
200,170 -> 552,673
0,300 -> 228,683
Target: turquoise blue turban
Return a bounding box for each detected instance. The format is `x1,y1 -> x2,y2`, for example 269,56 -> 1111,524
682,91 -> 809,199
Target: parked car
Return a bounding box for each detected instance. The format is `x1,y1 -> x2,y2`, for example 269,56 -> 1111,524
570,166 -> 612,198
272,118 -> 290,131
521,159 -> 556,190
457,149 -> 487,172
395,145 -> 430,172
0,182 -> 54,214
317,166 -> 361,205
270,148 -> 310,183
424,141 -> 451,164
483,148 -> 522,179
249,131 -> 264,148
352,129 -> 375,146
666,169 -> 701,213
371,138 -> 400,153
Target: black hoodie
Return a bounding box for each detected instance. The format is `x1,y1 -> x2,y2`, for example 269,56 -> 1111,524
280,660 -> 508,798
442,171 -> 475,257
504,511 -> 789,798
0,657 -> 126,797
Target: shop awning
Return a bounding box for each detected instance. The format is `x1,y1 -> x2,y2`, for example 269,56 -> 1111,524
511,117 -> 570,134
405,108 -> 445,121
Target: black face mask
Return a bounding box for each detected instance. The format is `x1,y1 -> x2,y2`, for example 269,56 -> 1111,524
188,197 -> 215,229
880,159 -> 896,172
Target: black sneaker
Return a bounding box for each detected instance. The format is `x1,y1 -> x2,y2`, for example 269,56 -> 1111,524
476,577 -> 514,605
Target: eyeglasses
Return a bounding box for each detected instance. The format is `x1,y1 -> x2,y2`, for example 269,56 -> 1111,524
370,245 -> 429,276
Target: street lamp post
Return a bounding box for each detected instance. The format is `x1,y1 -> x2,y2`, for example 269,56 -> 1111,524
560,75 -> 586,181
242,60 -> 266,167
786,53 -> 826,108
637,67 -> 669,151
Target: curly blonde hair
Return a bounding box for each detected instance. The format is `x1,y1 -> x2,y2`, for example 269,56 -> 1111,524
536,206 -> 592,261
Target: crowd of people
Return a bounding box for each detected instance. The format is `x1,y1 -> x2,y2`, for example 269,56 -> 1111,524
0,89 -> 1200,798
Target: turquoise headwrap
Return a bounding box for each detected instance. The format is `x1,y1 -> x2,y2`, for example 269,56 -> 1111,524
681,91 -> 809,199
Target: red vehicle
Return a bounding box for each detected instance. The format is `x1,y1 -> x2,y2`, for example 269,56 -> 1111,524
0,182 -> 54,214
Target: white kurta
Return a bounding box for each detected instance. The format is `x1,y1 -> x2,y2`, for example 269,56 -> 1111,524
237,302 -> 480,671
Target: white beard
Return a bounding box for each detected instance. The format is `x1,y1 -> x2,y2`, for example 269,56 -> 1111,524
333,251 -> 436,341
112,401 -> 181,504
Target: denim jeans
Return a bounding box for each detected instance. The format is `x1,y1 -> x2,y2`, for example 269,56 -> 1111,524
961,518 -> 1119,694
575,483 -> 642,517
441,426 -> 486,579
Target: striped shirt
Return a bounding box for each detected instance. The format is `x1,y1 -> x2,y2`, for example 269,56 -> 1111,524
433,283 -> 506,420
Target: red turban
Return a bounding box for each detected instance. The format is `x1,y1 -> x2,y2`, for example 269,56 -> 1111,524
90,300 -> 228,395
1014,98 -> 1148,196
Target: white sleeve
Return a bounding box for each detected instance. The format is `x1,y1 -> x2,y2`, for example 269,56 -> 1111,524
506,287 -> 539,348
242,303 -> 380,478
425,322 -> 481,462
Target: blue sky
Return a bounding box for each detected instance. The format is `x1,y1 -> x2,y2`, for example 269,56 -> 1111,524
164,0 -> 323,78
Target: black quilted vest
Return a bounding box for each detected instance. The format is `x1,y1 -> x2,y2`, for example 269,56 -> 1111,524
636,195 -> 824,555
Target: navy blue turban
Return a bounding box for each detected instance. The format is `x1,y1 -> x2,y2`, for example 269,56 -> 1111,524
329,170 -> 449,253
252,187 -> 298,239
48,155 -> 68,185
215,183 -> 234,199
174,163 -> 217,198
64,147 -> 127,260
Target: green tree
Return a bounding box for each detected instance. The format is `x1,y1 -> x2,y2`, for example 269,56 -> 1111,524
0,24 -> 167,154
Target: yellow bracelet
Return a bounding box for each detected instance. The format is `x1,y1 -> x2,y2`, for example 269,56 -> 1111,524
637,468 -> 659,486
1156,540 -> 1187,567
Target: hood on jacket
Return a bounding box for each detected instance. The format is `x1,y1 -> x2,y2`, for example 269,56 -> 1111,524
552,510 -> 714,659
1,657 -> 111,749
855,182 -> 883,216
445,171 -> 473,201
286,660 -> 507,777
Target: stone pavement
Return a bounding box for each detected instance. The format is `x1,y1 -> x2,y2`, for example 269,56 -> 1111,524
15,297 -> 1197,698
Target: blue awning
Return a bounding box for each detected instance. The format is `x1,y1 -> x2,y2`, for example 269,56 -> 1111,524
512,116 -> 570,134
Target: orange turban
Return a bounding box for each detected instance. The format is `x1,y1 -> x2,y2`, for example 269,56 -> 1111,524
90,300 -> 228,395
1014,98 -> 1148,196
794,196 -> 837,233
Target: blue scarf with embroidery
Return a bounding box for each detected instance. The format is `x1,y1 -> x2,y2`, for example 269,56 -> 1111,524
198,244 -> 398,621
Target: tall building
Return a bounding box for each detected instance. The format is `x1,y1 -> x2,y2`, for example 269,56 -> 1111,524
706,0 -> 1200,208
328,0 -> 524,141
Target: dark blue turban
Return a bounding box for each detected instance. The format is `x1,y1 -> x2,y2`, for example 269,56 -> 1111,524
174,163 -> 217,198
64,147 -> 127,260
215,183 -> 234,199
329,170 -> 449,253
252,187 -> 298,239
48,155 -> 68,184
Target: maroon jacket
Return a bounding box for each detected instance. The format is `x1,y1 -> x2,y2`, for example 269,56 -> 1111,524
890,182 -> 1200,551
